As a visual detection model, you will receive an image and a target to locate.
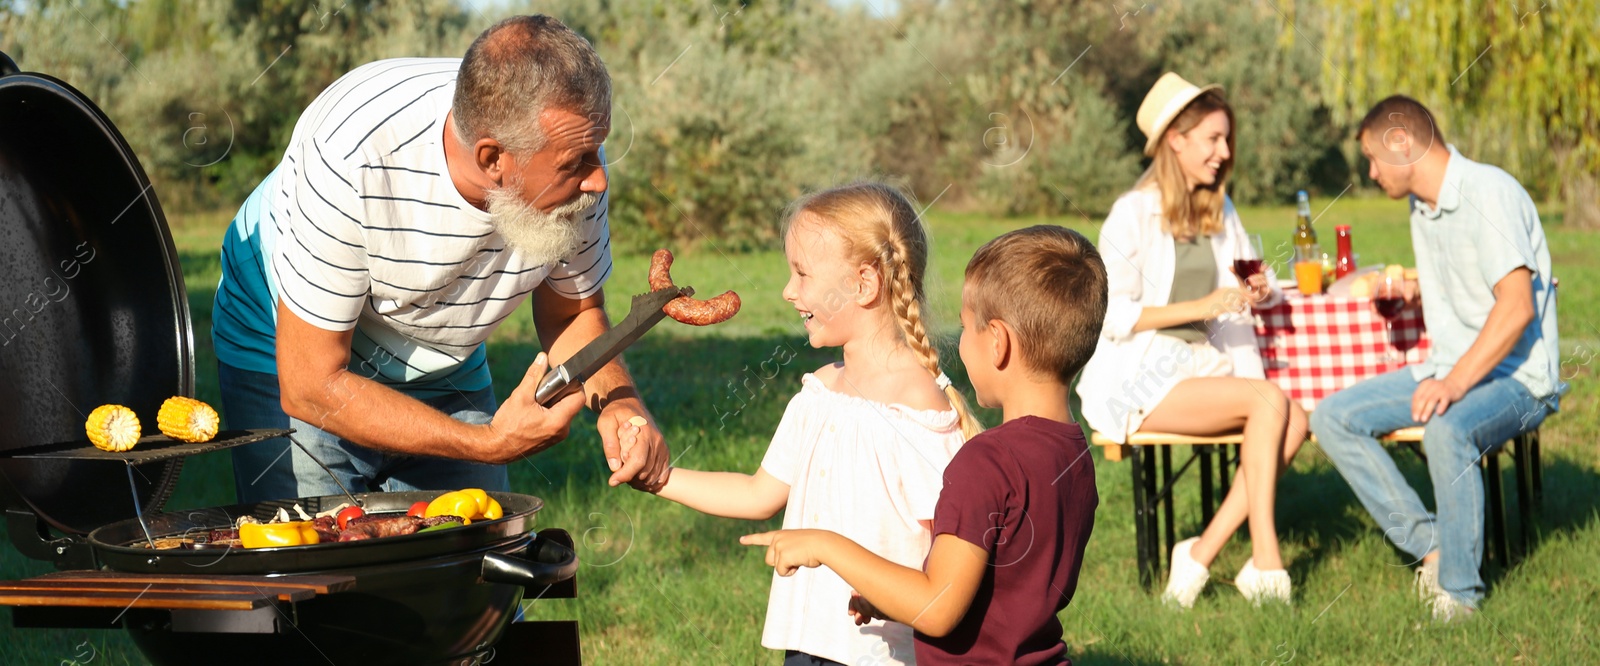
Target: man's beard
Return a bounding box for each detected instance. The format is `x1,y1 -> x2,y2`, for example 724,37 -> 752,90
484,181 -> 599,267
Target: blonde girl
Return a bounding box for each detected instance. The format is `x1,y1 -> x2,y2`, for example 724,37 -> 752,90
639,182 -> 982,665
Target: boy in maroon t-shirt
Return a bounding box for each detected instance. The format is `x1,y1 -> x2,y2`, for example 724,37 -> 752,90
744,225 -> 1106,665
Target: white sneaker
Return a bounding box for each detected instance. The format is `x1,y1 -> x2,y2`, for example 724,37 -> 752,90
1414,559 -> 1444,602
1429,592 -> 1476,623
1235,558 -> 1292,606
1161,537 -> 1210,609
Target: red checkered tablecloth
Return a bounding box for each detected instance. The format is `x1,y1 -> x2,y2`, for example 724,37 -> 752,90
1253,284 -> 1431,412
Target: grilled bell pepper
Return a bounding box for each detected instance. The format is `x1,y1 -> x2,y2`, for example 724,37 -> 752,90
239,521 -> 321,548
459,488 -> 491,515
424,491 -> 478,525
422,489 -> 505,524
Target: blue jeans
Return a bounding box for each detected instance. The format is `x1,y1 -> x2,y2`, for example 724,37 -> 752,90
1310,369 -> 1552,606
218,362 -> 509,505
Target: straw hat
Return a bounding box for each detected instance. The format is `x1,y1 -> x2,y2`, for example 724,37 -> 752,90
1136,72 -> 1224,157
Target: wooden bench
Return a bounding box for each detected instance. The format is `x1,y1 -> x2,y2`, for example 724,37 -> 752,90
1093,426 -> 1541,589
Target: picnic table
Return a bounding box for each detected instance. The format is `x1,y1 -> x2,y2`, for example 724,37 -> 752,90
1254,284 -> 1431,411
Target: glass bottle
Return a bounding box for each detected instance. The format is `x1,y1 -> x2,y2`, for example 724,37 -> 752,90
1335,225 -> 1356,279
1292,190 -> 1317,255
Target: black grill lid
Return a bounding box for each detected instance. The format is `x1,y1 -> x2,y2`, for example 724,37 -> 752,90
0,50 -> 192,536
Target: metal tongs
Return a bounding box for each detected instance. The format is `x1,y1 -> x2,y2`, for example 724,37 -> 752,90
533,286 -> 692,405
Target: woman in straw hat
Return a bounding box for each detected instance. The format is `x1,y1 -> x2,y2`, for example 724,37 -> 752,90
1077,73 -> 1307,608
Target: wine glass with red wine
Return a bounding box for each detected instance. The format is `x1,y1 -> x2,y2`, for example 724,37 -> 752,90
1374,275 -> 1406,364
1233,233 -> 1265,282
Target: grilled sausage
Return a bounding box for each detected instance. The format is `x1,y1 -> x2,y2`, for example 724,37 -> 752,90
344,513 -> 388,528
649,249 -> 741,326
335,514 -> 463,541
337,516 -> 420,541
310,516 -> 340,542
647,249 -> 675,291
667,290 -> 741,326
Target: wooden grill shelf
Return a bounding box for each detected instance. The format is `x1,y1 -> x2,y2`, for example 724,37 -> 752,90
0,571 -> 355,611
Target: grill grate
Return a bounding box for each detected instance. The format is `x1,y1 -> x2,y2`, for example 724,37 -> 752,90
0,429 -> 292,548
0,429 -> 291,466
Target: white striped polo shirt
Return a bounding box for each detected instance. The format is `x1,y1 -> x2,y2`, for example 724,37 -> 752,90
213,57 -> 612,396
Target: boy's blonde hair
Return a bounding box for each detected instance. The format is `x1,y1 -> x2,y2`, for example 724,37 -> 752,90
965,225 -> 1107,383
785,182 -> 983,440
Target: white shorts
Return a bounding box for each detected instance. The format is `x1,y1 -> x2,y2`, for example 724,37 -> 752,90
1125,334 -> 1235,434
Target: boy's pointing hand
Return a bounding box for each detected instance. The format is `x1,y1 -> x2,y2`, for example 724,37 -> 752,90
741,530 -> 836,576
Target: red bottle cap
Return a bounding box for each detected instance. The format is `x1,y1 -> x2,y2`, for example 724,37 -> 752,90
1336,225 -> 1351,233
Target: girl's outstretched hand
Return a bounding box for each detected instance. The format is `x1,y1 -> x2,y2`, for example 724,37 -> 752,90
741,529 -> 836,576
847,590 -> 886,626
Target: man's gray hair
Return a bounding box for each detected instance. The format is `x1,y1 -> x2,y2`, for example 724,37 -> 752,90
452,15 -> 612,155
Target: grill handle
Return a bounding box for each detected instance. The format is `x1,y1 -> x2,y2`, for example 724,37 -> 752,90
482,532 -> 578,588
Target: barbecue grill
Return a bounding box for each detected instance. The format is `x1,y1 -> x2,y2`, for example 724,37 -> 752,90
0,50 -> 583,665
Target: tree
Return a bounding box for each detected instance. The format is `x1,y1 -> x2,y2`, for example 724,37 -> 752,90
1141,0 -> 1347,204
1321,0 -> 1600,228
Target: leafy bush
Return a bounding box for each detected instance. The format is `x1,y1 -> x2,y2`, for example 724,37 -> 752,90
563,1 -> 866,252
975,87 -> 1141,217
6,0 -> 1576,247
1139,0 -> 1348,204
0,0 -> 478,209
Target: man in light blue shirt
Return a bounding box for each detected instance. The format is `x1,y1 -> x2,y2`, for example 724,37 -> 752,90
1312,96 -> 1563,621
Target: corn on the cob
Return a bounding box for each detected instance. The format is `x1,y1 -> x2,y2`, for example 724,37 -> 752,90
157,396 -> 219,443
86,404 -> 141,452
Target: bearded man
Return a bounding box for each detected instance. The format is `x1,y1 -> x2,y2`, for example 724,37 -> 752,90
212,15 -> 668,504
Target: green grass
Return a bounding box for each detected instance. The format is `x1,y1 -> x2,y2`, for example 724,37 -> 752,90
4,197 -> 1598,665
